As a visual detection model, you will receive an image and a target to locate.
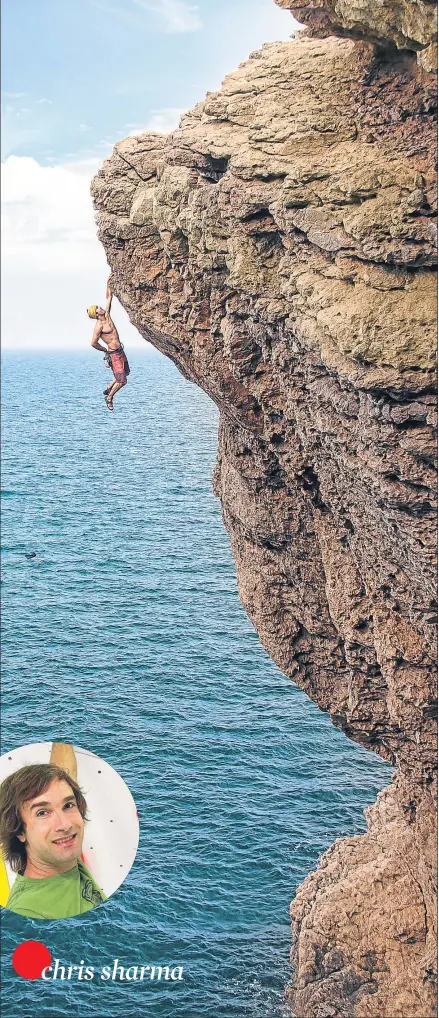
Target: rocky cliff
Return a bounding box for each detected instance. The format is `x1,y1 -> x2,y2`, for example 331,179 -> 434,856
275,0 -> 438,59
91,2 -> 437,1014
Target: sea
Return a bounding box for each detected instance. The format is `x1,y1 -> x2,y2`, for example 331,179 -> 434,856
1,350 -> 392,1018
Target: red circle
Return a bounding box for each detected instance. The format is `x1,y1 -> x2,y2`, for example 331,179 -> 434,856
12,941 -> 52,979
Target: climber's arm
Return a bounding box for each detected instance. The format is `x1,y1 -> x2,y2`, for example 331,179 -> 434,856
105,277 -> 112,314
91,321 -> 106,351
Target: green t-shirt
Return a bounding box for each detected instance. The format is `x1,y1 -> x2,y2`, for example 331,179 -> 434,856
6,859 -> 107,919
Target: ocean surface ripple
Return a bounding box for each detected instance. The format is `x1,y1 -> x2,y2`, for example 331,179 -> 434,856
1,351 -> 392,1018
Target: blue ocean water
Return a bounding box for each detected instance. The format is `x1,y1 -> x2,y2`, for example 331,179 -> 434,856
1,351 -> 392,1018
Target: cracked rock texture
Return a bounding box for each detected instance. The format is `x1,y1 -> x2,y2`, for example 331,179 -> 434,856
91,8 -> 437,1017
275,0 -> 438,60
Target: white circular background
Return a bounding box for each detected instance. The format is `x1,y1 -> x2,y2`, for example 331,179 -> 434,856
0,742 -> 139,899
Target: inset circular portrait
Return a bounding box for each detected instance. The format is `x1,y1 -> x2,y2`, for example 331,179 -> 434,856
0,742 -> 139,920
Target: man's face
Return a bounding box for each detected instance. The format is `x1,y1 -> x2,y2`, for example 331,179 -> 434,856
18,779 -> 84,871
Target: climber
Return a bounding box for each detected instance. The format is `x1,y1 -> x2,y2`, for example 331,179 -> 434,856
88,278 -> 130,411
0,763 -> 106,919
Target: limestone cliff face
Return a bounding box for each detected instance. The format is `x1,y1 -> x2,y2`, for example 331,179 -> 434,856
275,0 -> 438,57
91,5 -> 437,1015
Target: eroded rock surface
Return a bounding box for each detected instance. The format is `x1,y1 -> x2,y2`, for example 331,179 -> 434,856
91,19 -> 437,1018
275,0 -> 438,55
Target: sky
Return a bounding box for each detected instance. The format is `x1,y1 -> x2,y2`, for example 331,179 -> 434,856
1,0 -> 298,350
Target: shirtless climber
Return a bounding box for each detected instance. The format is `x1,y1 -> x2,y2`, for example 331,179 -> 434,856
88,279 -> 130,410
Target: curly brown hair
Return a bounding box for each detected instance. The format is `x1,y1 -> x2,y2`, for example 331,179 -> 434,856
0,764 -> 88,873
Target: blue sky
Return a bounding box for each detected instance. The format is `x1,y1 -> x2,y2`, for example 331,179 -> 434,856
2,0 -> 297,348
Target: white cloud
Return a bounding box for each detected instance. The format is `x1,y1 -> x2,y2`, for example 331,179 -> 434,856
133,0 -> 201,32
128,106 -> 184,135
36,98 -> 53,105
1,155 -> 145,350
1,91 -> 25,99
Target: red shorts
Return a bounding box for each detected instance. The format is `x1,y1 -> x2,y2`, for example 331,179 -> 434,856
110,350 -> 130,383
